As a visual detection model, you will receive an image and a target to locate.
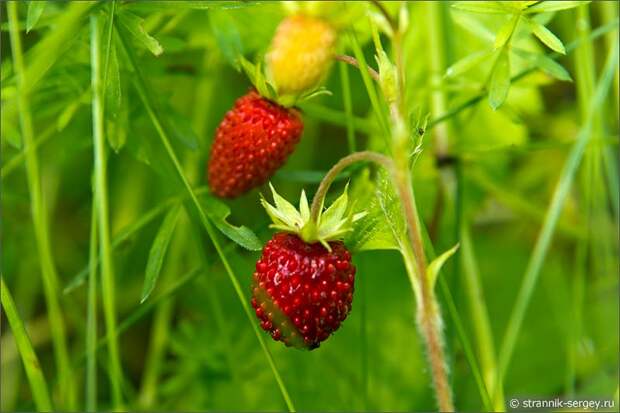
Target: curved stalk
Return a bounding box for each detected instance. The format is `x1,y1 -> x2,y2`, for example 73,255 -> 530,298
309,151 -> 394,221
335,55 -> 380,82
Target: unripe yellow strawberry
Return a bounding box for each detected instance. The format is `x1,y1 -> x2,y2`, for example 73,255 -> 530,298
267,15 -> 336,96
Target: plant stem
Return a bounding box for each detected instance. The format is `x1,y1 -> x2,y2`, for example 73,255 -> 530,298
90,14 -> 124,408
1,278 -> 53,412
86,200 -> 98,411
346,11 -> 455,409
389,8 -> 453,405
391,148 -> 454,412
7,3 -> 76,409
369,0 -> 397,32
309,151 -> 393,222
308,147 -> 454,410
335,55 -> 380,82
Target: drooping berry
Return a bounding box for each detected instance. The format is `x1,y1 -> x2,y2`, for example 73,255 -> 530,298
266,15 -> 336,96
252,233 -> 355,349
207,90 -> 303,198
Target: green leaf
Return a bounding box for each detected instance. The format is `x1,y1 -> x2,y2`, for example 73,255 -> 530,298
102,30 -> 124,151
26,1 -> 46,33
141,205 -> 181,303
494,15 -> 519,49
209,9 -> 243,69
452,1 -> 512,14
451,11 -> 495,42
526,17 -> 566,54
200,195 -> 262,251
446,49 -> 494,78
513,48 -> 572,81
346,169 -> 403,252
488,49 -> 511,110
117,11 -> 163,56
426,244 -> 459,288
524,1 -> 589,14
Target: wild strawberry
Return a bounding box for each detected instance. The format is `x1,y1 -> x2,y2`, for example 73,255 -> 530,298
207,90 -> 303,198
266,15 -> 336,96
252,185 -> 365,349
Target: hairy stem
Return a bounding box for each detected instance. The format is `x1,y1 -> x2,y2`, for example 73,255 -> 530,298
387,6 -> 454,405
391,150 -> 454,412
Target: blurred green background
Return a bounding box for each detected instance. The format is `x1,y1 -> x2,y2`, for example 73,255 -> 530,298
1,1 -> 618,411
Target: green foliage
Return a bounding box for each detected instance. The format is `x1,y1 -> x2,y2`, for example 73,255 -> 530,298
117,10 -> 163,56
26,1 -> 46,33
200,195 -> 262,251
141,205 -> 182,303
1,1 -> 618,412
347,169 -> 404,252
449,0 -> 578,109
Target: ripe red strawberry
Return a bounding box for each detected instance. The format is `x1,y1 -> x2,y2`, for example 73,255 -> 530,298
252,184 -> 365,349
251,233 -> 355,349
207,90 -> 303,198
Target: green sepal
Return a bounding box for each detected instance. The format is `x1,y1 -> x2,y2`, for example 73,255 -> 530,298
261,183 -> 366,249
240,55 -> 332,108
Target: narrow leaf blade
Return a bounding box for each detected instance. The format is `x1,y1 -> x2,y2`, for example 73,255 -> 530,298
528,18 -> 566,54
446,49 -> 494,78
201,195 -> 262,251
427,244 -> 460,288
141,205 -> 181,303
208,9 -> 244,69
118,11 -> 163,56
488,49 -> 511,110
452,1 -> 511,14
26,1 -> 46,33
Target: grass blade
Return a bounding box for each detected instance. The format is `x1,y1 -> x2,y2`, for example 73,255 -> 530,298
141,205 -> 181,303
339,60 -> 357,152
496,40 -> 619,390
86,198 -> 98,411
1,278 -> 53,411
115,25 -> 296,412
7,3 -> 76,408
460,225 -> 504,409
90,13 -> 124,408
63,187 -> 210,294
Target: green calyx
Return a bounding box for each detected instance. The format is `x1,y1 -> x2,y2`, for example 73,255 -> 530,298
260,183 -> 366,250
238,56 -> 332,108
